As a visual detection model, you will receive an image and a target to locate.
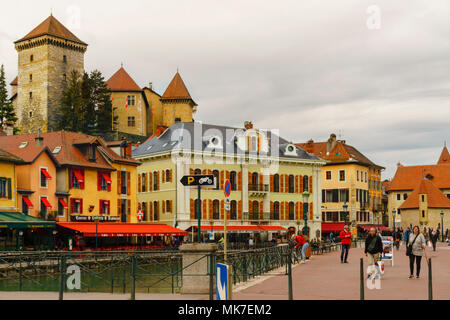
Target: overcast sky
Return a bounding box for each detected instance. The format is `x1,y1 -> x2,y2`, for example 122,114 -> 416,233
1,0 -> 449,179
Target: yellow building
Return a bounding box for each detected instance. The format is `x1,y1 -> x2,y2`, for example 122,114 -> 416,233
298,134 -> 384,235
387,145 -> 450,229
0,148 -> 23,212
132,121 -> 326,240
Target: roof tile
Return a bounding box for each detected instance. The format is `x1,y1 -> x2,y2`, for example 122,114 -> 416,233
399,178 -> 450,209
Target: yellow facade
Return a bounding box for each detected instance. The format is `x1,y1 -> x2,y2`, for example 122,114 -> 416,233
112,91 -> 148,137
143,88 -> 163,135
0,161 -> 18,212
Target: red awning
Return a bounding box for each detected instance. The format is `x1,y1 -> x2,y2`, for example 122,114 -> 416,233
59,198 -> 68,209
23,196 -> 33,209
189,225 -> 287,232
101,173 -> 112,184
73,170 -> 84,183
57,223 -> 188,237
41,197 -> 52,209
41,168 -> 52,180
321,222 -> 345,233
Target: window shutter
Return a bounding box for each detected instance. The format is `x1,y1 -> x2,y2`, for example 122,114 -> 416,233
220,200 -> 224,219
7,179 -> 12,199
97,172 -> 101,191
203,200 -> 207,219
149,202 -> 152,221
248,200 -> 252,214
295,202 -> 299,220
220,171 -> 224,190
138,173 -> 141,192
295,175 -> 299,193
280,175 -> 284,193
238,200 -> 242,220
162,200 -> 165,213
238,172 -> 242,191
190,168 -> 194,175
117,199 -> 121,216
69,169 -> 73,189
80,170 -> 85,190
202,169 -> 206,175
100,200 -> 103,214
70,199 -> 75,214
270,175 -> 274,192
149,173 -> 152,191
248,172 -> 252,186
309,176 -> 313,193
270,201 -> 274,217
190,199 -> 195,220
107,173 -> 111,192
281,201 -> 285,220
117,171 -> 121,195
259,174 -> 263,187
284,175 -> 289,193
169,169 -> 173,182
127,172 -> 131,195
162,170 -> 165,183
156,171 -> 160,191
127,199 -> 131,216
310,202 -> 313,220
226,171 -> 230,181
107,201 -> 110,215
299,175 -> 303,193
259,201 -> 264,219
80,199 -> 83,214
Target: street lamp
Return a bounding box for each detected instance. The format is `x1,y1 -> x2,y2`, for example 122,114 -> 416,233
302,191 -> 310,235
343,202 -> 348,226
392,209 -> 396,235
440,210 -> 444,242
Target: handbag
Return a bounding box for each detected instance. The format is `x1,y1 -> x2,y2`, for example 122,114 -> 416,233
406,234 -> 419,256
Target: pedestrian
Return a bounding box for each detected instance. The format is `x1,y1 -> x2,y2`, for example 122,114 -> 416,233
364,227 -> 383,276
407,225 -> 427,279
330,232 -> 334,243
431,228 -> 439,251
339,225 -> 352,264
394,228 -> 401,250
294,232 -> 308,264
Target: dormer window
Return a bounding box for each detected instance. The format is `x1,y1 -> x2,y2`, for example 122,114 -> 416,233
284,144 -> 298,156
88,145 -> 96,162
19,142 -> 28,149
53,146 -> 61,154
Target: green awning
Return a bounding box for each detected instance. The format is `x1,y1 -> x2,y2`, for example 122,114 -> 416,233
0,212 -> 56,229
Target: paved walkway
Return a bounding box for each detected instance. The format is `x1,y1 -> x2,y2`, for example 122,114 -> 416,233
233,242 -> 450,300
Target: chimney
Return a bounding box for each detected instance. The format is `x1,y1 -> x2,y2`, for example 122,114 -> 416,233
244,121 -> 253,130
149,82 -> 153,90
304,139 -> 314,153
156,125 -> 168,137
3,121 -> 14,136
35,128 -> 44,146
326,133 -> 337,154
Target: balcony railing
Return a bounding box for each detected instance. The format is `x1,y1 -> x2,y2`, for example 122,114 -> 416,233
242,212 -> 283,221
248,184 -> 269,192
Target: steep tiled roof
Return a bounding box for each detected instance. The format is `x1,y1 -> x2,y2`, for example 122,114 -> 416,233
297,139 -> 382,168
0,131 -> 139,169
16,15 -> 87,45
106,67 -> 142,92
438,145 -> 450,165
389,164 -> 450,191
0,148 -> 23,163
161,72 -> 197,105
399,179 -> 450,209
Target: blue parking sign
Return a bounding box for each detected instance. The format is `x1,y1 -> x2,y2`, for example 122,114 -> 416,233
216,263 -> 229,300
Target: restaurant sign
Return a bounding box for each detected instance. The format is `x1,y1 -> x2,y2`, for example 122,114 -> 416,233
70,215 -> 120,222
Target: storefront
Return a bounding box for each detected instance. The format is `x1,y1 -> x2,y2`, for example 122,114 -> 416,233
0,212 -> 56,251
56,222 -> 188,250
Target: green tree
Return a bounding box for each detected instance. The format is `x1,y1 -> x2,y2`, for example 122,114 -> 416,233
57,70 -> 85,132
0,65 -> 18,128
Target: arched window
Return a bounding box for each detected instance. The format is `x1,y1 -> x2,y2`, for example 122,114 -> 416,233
252,201 -> 259,220
194,168 -> 202,175
230,200 -> 237,220
289,202 -> 295,220
230,171 -> 237,190
273,174 -> 280,192
273,202 -> 280,220
250,172 -> 259,191
288,175 -> 294,193
303,175 -> 309,192
213,200 -> 220,219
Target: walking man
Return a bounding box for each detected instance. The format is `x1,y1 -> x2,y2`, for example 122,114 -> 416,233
339,225 -> 352,263
365,227 -> 383,275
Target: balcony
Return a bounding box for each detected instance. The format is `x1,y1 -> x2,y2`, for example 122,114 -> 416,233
248,184 -> 269,197
242,212 -> 281,221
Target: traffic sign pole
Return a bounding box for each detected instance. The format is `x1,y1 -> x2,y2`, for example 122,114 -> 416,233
224,180 -> 231,263
198,185 -> 201,243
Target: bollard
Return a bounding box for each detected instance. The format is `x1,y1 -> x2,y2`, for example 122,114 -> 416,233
287,254 -> 293,300
360,258 -> 364,300
428,258 -> 433,300
59,254 -> 66,300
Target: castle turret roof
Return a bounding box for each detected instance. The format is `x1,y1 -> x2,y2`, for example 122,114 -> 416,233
161,72 -> 197,105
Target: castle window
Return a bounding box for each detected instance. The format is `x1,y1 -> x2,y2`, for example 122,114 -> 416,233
29,92 -> 32,99
63,74 -> 67,81
127,116 -> 136,127
127,95 -> 135,106
29,74 -> 32,83
29,112 -> 33,118
30,55 -> 34,62
63,55 -> 67,63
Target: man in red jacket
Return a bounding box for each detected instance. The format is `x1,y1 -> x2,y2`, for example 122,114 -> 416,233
339,225 -> 352,263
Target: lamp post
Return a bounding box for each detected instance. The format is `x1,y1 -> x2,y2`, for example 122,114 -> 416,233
392,209 -> 396,235
440,210 -> 444,242
343,202 -> 348,226
302,191 -> 310,235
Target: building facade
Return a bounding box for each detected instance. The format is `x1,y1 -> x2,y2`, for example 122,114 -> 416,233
0,149 -> 23,212
297,134 -> 384,234
132,122 -> 325,239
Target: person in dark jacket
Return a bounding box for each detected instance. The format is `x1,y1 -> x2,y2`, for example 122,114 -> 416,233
365,227 -> 383,268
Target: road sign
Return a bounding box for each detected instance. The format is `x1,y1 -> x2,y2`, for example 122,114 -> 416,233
180,175 -> 215,187
216,263 -> 230,300
137,210 -> 144,221
225,198 -> 231,211
224,179 -> 231,197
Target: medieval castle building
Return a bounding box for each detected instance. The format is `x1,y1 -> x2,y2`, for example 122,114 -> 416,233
10,15 -> 197,138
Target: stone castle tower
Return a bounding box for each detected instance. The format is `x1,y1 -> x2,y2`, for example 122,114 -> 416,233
14,15 -> 87,133
160,72 -> 197,128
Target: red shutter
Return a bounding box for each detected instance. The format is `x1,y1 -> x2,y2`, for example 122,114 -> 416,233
209,200 -> 213,219
107,173 -> 112,192
203,200 -> 207,219
80,199 -> 83,214
299,175 -> 303,193
70,199 -> 74,214
156,171 -> 160,191
97,172 -> 101,191
220,200 -> 224,219
300,202 -> 304,219
220,171 -> 224,190
280,175 -> 284,193
259,201 -> 264,220
238,172 -> 242,191
309,176 -> 313,193
138,173 -> 141,192
238,200 -> 242,220
310,202 -> 313,220
149,173 -> 152,191
281,201 -> 285,220
295,175 -> 299,193
270,201 -> 274,218
270,175 -> 274,192
80,170 -> 85,190
190,199 -> 195,220
162,200 -> 165,213
99,200 -> 103,214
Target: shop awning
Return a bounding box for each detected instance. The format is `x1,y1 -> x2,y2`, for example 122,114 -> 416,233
321,222 -> 345,233
41,168 -> 52,180
187,225 -> 287,233
41,197 -> 52,209
59,198 -> 68,209
101,173 -> 112,184
73,170 -> 84,183
22,196 -> 33,209
0,212 -> 56,229
57,223 -> 188,237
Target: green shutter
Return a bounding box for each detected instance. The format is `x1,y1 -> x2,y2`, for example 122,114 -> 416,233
7,178 -> 12,199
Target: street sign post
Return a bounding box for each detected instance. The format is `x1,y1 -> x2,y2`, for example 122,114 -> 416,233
180,174 -> 215,243
223,179 -> 231,262
137,210 -> 144,222
216,263 -> 232,300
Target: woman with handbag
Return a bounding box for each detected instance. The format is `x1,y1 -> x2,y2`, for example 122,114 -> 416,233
407,226 -> 427,279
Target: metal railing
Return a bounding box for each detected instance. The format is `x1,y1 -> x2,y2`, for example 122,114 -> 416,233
248,184 -> 269,192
